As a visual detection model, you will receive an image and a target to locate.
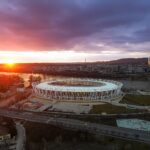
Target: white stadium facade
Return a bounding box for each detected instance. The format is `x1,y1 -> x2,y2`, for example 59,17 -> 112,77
32,79 -> 123,103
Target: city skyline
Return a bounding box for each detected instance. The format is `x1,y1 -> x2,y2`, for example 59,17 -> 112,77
0,0 -> 150,63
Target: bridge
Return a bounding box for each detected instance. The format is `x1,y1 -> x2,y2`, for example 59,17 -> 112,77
0,109 -> 150,144
35,111 -> 150,120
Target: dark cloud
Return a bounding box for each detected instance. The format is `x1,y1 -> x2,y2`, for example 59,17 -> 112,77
0,0 -> 150,52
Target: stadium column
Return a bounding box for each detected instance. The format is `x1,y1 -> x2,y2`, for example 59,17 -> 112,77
110,90 -> 113,100
45,90 -> 48,98
106,91 -> 108,100
115,89 -> 117,96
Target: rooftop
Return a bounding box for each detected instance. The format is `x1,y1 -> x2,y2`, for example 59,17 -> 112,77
0,126 -> 10,136
117,119 -> 150,132
35,79 -> 121,92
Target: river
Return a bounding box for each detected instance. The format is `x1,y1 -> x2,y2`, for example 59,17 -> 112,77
0,72 -> 150,90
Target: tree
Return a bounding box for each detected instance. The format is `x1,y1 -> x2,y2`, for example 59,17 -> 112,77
28,75 -> 42,87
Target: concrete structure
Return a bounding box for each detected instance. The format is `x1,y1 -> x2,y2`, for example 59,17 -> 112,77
32,79 -> 123,103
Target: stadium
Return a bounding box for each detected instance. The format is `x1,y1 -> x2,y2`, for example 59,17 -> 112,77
32,79 -> 123,103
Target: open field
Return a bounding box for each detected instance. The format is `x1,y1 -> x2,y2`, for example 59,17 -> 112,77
90,103 -> 144,114
121,94 -> 150,106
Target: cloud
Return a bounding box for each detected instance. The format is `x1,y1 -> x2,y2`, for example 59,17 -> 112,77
0,0 -> 150,54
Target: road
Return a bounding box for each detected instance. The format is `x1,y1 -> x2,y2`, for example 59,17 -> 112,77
0,109 -> 149,144
15,122 -> 26,150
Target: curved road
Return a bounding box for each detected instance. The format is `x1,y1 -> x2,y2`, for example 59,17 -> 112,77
15,122 -> 26,150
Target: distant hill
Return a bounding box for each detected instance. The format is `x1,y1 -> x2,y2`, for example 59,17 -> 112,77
105,58 -> 148,65
0,58 -> 148,66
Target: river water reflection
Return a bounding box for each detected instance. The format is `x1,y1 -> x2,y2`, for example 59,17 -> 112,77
0,72 -> 72,87
0,72 -> 150,90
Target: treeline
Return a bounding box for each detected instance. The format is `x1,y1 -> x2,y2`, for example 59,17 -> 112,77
0,75 -> 23,92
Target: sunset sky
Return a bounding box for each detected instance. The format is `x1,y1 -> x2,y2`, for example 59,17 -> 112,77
0,0 -> 150,63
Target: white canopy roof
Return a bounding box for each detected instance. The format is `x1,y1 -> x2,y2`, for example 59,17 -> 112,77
35,79 -> 121,92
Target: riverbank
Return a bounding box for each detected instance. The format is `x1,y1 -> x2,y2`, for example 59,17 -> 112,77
0,72 -> 150,91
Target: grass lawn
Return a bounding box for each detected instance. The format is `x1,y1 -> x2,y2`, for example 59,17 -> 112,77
90,103 -> 142,114
121,94 -> 150,106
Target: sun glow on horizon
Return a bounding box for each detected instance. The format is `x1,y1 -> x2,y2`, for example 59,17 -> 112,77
3,59 -> 15,67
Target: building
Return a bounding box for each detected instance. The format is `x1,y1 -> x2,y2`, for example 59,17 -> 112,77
117,119 -> 150,132
0,126 -> 11,142
148,57 -> 150,66
32,79 -> 123,103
